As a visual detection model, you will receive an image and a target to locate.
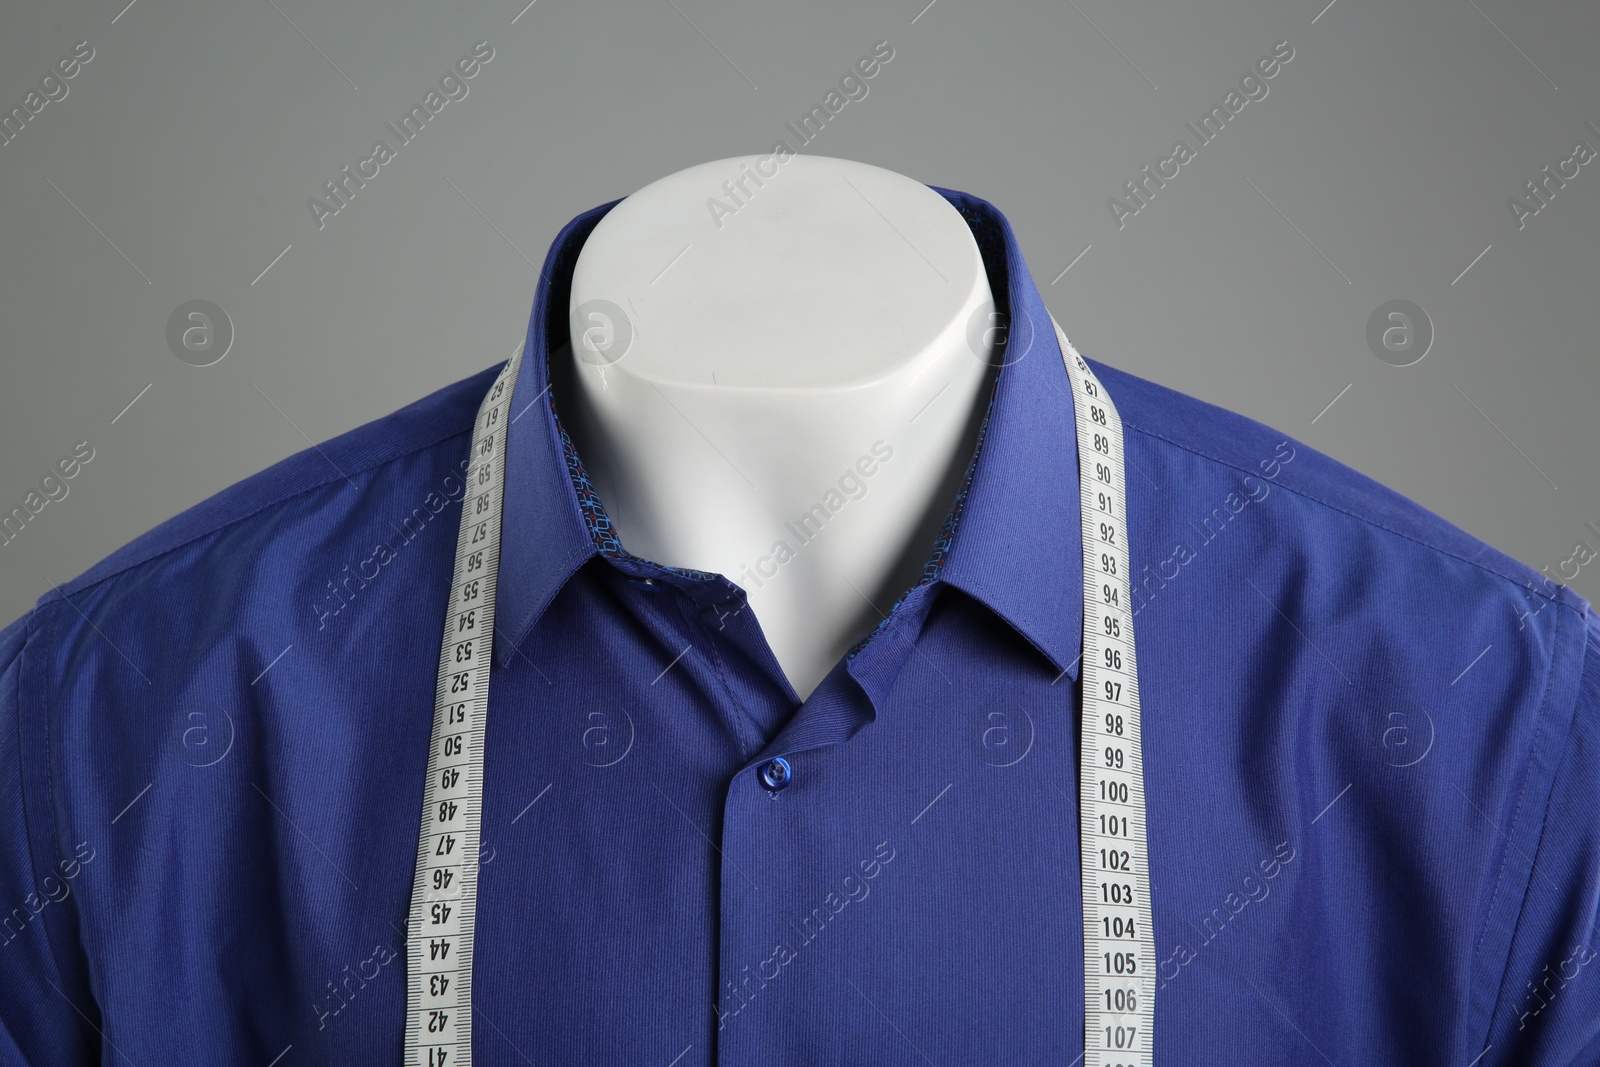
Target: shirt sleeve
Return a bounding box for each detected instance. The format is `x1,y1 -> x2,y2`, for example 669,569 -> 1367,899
1487,606 -> 1600,1065
0,609 -> 97,1065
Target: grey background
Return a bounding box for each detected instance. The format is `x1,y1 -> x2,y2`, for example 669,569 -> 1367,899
1,0 -> 1596,625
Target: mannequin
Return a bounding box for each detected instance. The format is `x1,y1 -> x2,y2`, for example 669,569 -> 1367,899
560,154 -> 999,699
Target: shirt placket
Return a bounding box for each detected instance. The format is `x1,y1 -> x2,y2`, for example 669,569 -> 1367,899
711,581 -> 943,1065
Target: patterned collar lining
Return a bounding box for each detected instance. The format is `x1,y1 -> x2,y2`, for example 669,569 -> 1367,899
541,197 -> 1012,657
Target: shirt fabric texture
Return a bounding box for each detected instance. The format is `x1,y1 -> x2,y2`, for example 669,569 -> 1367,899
1,188 -> 1597,1066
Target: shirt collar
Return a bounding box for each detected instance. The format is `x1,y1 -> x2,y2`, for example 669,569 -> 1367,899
495,187 -> 1083,686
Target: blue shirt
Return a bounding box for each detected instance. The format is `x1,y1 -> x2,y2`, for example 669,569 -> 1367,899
2,188 -> 1597,1067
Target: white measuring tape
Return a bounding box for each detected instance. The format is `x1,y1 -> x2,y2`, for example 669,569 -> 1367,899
1054,315 -> 1155,1066
405,345 -> 522,1067
403,321 -> 1155,1064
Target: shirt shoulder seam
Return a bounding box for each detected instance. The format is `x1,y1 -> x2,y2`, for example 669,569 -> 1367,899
1471,603 -> 1594,1054
1471,600 -> 1576,1050
8,599 -> 76,1025
36,600 -> 71,978
1120,418 -> 1581,617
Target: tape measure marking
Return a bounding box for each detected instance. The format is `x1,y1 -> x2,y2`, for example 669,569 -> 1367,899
1055,316 -> 1156,1067
405,347 -> 522,1067
404,322 -> 1156,1064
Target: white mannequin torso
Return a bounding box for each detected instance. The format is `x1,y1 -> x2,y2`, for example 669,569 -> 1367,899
560,154 -> 998,699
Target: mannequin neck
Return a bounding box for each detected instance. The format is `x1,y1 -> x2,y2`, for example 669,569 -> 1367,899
557,154 -> 998,699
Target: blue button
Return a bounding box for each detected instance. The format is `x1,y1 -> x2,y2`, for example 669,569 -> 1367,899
758,757 -> 792,792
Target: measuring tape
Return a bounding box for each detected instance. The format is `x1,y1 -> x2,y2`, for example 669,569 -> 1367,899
1054,315 -> 1156,1066
403,319 -> 1155,1064
405,345 -> 522,1067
